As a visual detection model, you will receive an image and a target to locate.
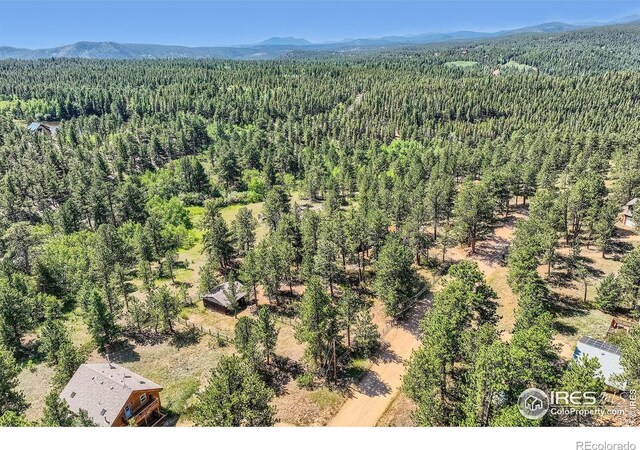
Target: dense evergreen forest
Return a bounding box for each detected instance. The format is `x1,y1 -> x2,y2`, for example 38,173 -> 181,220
1,23 -> 640,427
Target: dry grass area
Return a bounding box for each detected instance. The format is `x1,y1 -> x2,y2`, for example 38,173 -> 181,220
377,392 -> 416,427
17,363 -> 56,422
273,383 -> 345,426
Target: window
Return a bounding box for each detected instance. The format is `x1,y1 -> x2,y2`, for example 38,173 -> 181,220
140,393 -> 147,404
124,404 -> 132,419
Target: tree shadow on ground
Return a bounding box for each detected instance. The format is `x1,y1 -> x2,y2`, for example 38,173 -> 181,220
268,355 -> 304,396
553,321 -> 578,336
123,329 -> 170,346
370,343 -> 401,364
354,371 -> 391,397
475,235 -> 511,268
548,292 -> 590,319
609,239 -> 634,260
108,340 -> 141,363
170,327 -> 202,348
396,291 -> 432,339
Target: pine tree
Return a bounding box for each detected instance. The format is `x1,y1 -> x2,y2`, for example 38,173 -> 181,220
193,355 -> 275,427
373,233 -> 418,318
39,319 -> 72,365
85,289 -> 118,350
231,207 -> 258,255
41,390 -> 74,427
295,278 -> 339,373
557,355 -> 605,425
352,308 -> 380,357
255,306 -> 278,365
234,317 -> 258,364
337,286 -> 361,347
0,280 -> 32,353
202,200 -> 234,271
149,286 -> 180,333
594,274 -> 621,313
52,343 -> 84,388
239,249 -> 261,303
0,344 -> 26,415
453,181 -> 495,254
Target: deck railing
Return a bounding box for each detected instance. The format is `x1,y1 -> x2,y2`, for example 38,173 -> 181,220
133,397 -> 160,424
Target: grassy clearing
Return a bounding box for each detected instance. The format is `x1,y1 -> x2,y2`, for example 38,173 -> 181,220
273,382 -> 345,426
309,387 -> 343,410
554,308 -> 612,359
93,333 -> 233,417
444,60 -> 479,68
17,363 -> 56,422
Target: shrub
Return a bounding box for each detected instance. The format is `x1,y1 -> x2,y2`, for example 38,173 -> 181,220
296,372 -> 314,389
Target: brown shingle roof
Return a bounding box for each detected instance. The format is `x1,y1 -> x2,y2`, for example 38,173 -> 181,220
202,281 -> 246,309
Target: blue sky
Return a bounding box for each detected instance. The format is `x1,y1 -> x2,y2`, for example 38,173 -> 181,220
1,1 -> 639,48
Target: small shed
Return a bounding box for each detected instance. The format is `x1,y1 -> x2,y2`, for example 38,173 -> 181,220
27,122 -> 52,134
27,121 -> 60,135
622,198 -> 638,227
573,336 -> 625,390
202,281 -> 247,313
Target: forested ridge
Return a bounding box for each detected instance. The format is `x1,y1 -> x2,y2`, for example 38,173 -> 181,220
0,23 -> 640,427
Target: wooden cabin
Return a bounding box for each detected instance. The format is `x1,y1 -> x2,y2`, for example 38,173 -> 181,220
60,362 -> 165,427
202,281 -> 247,314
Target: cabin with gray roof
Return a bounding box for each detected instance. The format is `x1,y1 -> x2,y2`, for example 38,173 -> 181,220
573,336 -> 625,390
27,121 -> 61,135
60,362 -> 164,427
201,280 -> 246,313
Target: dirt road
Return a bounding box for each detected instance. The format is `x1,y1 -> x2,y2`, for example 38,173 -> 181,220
327,297 -> 429,427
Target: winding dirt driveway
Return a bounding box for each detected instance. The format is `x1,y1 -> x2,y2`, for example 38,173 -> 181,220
327,297 -> 430,427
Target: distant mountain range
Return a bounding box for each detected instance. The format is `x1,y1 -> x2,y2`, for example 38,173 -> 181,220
1,16 -> 639,60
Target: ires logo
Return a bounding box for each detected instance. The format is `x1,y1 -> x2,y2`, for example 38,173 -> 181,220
550,391 -> 599,406
518,389 -> 607,419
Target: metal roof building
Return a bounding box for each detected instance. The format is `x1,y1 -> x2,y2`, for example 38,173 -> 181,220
573,336 -> 625,389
